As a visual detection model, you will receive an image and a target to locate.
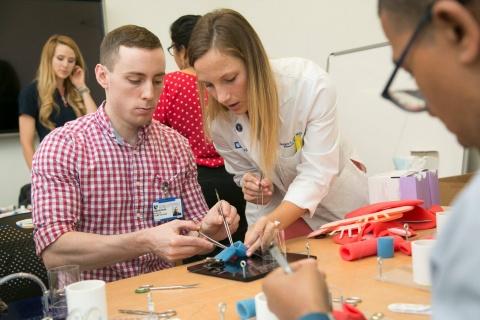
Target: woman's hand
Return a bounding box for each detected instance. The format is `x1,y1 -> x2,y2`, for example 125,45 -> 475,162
69,66 -> 86,89
244,216 -> 280,256
69,65 -> 97,113
241,172 -> 273,205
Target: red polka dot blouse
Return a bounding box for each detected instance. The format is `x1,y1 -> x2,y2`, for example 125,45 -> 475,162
153,71 -> 224,168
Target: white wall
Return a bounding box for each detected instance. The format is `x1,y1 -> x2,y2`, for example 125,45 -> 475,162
0,134 -> 30,206
103,0 -> 385,72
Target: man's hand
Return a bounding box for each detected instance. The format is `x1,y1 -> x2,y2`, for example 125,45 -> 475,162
143,220 -> 214,261
242,172 -> 273,204
200,200 -> 240,241
263,259 -> 331,320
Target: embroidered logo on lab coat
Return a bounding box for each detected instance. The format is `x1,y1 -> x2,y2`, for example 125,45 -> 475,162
234,141 -> 248,152
279,141 -> 294,148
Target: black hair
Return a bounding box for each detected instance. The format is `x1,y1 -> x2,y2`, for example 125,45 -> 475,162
378,0 -> 479,29
378,0 -> 433,28
170,15 -> 201,50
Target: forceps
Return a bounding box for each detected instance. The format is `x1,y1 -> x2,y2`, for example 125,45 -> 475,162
135,283 -> 199,293
215,188 -> 234,245
198,230 -> 228,249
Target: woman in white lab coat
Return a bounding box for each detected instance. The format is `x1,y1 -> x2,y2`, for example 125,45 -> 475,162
188,8 -> 368,255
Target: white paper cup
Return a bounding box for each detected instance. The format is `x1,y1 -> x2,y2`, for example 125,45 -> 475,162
436,211 -> 450,237
411,239 -> 436,286
255,292 -> 278,320
66,280 -> 107,320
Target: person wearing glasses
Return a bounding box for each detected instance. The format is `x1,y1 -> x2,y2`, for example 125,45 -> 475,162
262,0 -> 480,319
188,8 -> 369,256
153,15 -> 247,242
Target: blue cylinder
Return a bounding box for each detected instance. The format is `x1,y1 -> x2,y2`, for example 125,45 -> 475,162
236,297 -> 255,319
377,236 -> 394,258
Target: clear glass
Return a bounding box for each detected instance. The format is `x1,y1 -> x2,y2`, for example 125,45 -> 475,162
48,265 -> 81,320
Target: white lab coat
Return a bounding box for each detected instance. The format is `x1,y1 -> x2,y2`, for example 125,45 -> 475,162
211,57 -> 368,230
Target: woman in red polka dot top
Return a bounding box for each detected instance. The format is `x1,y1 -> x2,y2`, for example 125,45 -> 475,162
153,15 -> 247,242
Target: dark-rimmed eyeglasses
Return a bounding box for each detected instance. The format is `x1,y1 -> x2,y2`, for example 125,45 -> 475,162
381,3 -> 433,112
167,44 -> 175,56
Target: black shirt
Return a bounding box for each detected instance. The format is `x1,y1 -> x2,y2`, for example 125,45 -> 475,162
18,81 -> 77,141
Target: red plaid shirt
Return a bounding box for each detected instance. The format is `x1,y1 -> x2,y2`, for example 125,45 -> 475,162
32,105 -> 208,282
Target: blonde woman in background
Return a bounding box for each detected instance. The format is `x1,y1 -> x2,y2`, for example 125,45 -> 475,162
19,34 -> 96,169
188,9 -> 369,256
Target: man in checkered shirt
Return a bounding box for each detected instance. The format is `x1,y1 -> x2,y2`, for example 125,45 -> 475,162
31,25 -> 240,282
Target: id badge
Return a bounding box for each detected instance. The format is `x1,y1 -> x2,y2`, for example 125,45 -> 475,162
152,197 -> 184,223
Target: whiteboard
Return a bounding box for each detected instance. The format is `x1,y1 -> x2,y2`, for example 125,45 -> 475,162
328,44 -> 464,177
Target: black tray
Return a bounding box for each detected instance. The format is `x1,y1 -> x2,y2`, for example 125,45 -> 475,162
187,252 -> 316,282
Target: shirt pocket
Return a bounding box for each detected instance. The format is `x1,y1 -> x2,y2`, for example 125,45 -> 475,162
151,173 -> 183,202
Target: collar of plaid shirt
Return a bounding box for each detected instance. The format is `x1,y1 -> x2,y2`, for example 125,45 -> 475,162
96,101 -> 151,147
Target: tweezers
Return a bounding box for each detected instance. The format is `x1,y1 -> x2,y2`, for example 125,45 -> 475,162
215,188 -> 234,245
198,230 -> 227,249
118,308 -> 177,318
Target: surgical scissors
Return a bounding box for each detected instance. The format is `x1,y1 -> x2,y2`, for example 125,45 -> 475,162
135,283 -> 199,294
118,308 -> 177,318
